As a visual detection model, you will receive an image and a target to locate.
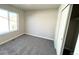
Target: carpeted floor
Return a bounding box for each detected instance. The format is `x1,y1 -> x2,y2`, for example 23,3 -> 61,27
0,34 -> 56,55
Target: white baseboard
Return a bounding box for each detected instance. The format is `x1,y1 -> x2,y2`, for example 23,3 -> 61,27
0,33 -> 24,45
25,33 -> 54,41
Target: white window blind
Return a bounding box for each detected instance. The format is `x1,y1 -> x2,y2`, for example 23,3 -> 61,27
0,8 -> 18,35
9,12 -> 18,32
0,9 -> 9,35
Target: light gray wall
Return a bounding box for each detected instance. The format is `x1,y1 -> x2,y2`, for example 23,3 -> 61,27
25,9 -> 58,40
0,5 -> 25,44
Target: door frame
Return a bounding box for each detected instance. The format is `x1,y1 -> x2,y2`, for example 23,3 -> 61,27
60,4 -> 73,55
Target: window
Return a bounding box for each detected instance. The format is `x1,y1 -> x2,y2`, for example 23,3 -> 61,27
0,8 -> 18,35
9,12 -> 18,32
0,9 -> 9,35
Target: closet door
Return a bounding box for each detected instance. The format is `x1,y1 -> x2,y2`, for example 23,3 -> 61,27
56,5 -> 72,55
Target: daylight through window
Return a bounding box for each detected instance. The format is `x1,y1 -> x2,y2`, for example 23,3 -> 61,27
0,9 -> 18,35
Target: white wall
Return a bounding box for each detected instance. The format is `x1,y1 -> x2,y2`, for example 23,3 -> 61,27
0,5 -> 25,44
25,9 -> 58,40
54,5 -> 64,50
74,28 -> 79,55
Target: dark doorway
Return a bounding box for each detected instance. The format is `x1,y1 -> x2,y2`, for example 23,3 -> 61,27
63,4 -> 79,55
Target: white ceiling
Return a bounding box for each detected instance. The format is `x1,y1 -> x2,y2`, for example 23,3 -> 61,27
12,4 -> 60,11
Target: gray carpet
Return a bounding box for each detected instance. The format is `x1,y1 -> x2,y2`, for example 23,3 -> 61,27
0,34 -> 56,55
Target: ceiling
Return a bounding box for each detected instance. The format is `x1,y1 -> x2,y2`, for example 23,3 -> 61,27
12,4 -> 60,11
